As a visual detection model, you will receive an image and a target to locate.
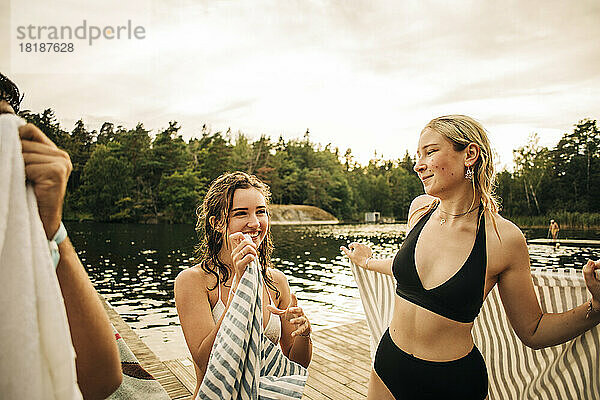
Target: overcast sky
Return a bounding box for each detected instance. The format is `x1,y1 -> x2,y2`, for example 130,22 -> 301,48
2,0 -> 599,169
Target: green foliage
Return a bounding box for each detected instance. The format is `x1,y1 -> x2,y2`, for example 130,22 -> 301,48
81,144 -> 134,221
348,156 -> 422,220
20,109 -> 600,226
499,119 -> 600,226
509,212 -> 600,230
158,170 -> 206,223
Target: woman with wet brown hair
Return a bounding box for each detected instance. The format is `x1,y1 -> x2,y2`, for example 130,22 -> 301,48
175,171 -> 312,398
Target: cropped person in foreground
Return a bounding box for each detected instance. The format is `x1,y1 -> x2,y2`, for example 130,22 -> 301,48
175,172 -> 312,398
342,115 -> 600,400
0,72 -> 121,399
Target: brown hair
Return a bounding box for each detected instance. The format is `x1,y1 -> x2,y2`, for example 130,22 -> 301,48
195,171 -> 278,297
0,72 -> 24,113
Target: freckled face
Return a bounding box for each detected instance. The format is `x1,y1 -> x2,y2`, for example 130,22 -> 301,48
413,128 -> 467,196
227,188 -> 269,247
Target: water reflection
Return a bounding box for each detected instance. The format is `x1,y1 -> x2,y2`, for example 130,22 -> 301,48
66,222 -> 600,360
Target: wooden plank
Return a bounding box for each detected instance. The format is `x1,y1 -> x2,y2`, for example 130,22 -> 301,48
112,312 -> 373,400
305,368 -> 364,400
310,353 -> 369,386
302,383 -> 330,400
303,321 -> 370,400
164,359 -> 197,394
101,296 -> 193,400
313,332 -> 372,365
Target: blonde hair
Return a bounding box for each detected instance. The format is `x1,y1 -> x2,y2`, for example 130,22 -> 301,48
424,115 -> 499,213
409,115 -> 500,233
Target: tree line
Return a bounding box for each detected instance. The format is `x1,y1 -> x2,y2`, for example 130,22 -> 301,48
497,119 -> 600,228
19,109 -> 599,226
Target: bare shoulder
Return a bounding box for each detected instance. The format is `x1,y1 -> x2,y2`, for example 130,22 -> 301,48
408,194 -> 437,215
407,194 -> 437,228
267,267 -> 291,307
175,264 -> 209,295
486,212 -> 529,273
489,213 -> 527,248
267,267 -> 290,289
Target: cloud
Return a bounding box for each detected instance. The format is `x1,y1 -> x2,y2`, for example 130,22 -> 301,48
3,0 -> 599,167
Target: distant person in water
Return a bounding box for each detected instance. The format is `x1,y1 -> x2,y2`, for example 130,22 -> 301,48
548,219 -> 560,241
174,171 -> 312,398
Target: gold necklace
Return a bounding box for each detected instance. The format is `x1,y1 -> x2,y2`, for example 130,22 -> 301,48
438,205 -> 479,225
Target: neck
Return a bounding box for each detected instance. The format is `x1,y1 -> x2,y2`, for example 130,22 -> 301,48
437,187 -> 480,215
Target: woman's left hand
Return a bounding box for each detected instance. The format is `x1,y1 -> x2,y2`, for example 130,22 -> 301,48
267,293 -> 311,338
583,259 -> 600,306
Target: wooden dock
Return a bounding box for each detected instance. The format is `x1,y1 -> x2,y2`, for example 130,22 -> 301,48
102,298 -> 194,399
105,297 -> 372,400
302,320 -> 370,400
161,320 -> 371,400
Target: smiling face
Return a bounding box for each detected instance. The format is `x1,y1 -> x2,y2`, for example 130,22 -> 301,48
226,187 -> 269,248
414,128 -> 469,197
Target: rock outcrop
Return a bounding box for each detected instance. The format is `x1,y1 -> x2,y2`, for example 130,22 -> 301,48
269,205 -> 338,225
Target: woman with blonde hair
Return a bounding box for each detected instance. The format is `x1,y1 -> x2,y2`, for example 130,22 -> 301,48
342,115 -> 600,399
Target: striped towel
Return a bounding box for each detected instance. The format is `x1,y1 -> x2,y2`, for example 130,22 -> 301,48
473,267 -> 599,400
197,260 -> 308,400
349,262 -> 395,358
350,263 -> 600,399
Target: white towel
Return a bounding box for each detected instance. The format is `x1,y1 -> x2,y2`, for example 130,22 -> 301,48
197,260 -> 308,400
0,114 -> 82,400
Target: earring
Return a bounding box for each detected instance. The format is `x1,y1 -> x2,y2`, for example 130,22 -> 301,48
465,166 -> 474,181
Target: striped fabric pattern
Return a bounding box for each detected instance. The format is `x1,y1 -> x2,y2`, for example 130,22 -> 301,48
197,261 -> 308,400
472,267 -> 600,400
350,262 -> 600,399
349,262 -> 395,358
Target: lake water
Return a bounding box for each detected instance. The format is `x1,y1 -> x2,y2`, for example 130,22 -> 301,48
67,222 -> 600,360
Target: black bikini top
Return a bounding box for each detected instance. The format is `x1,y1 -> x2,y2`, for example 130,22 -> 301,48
392,203 -> 487,323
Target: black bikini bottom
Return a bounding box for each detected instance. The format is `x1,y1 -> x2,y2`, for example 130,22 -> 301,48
374,328 -> 488,399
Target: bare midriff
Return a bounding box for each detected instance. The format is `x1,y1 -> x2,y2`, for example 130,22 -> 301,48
388,295 -> 475,361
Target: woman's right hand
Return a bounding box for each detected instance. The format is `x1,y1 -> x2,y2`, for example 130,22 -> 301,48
229,232 -> 258,277
340,242 -> 373,269
20,123 -> 72,239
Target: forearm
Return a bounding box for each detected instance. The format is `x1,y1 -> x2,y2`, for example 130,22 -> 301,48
365,258 -> 394,276
194,328 -> 219,380
288,335 -> 312,368
56,238 -> 122,399
528,299 -> 600,349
